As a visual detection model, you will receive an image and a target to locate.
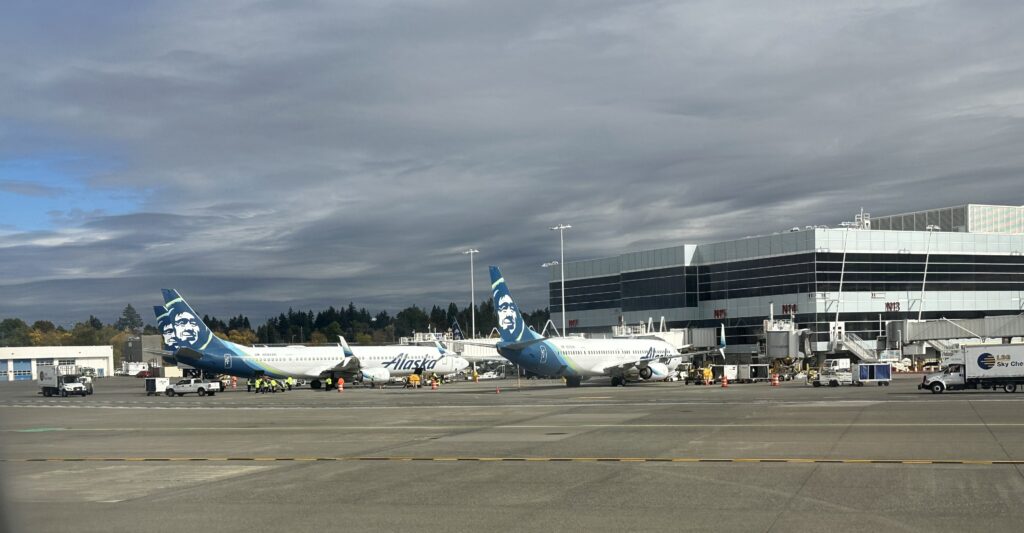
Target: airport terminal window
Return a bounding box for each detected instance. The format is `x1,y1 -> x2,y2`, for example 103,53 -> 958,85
554,251 -> 1024,312
697,253 -> 817,301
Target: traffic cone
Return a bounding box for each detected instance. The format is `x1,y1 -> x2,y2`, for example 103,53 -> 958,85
495,386 -> 500,394
337,379 -> 344,393
721,375 -> 729,388
770,374 -> 779,387
431,380 -> 438,390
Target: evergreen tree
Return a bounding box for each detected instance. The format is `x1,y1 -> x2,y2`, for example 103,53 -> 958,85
114,304 -> 144,333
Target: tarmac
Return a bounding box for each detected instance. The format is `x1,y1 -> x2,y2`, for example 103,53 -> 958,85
3,374 -> 1024,532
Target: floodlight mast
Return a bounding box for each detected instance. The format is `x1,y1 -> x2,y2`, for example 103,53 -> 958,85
463,249 -> 479,338
549,224 -> 571,335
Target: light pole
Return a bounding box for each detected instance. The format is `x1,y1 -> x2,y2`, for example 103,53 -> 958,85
918,224 -> 941,321
463,249 -> 479,338
541,261 -> 559,334
549,223 -> 571,335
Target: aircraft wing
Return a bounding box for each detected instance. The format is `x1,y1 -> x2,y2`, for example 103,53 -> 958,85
493,338 -> 547,351
327,357 -> 362,380
598,355 -> 678,375
144,348 -> 178,366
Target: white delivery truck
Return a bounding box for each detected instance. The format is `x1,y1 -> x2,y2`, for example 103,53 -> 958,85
920,345 -> 1024,394
39,366 -> 89,397
813,358 -> 853,387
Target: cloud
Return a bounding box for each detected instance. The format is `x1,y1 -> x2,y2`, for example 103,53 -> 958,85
2,0 -> 1024,323
0,180 -> 64,198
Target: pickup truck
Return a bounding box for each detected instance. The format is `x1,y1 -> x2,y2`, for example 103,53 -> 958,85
165,378 -> 222,397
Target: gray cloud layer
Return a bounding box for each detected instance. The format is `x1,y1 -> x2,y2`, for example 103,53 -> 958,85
2,0 -> 1024,324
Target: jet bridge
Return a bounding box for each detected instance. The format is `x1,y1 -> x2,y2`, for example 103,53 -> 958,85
887,315 -> 1024,344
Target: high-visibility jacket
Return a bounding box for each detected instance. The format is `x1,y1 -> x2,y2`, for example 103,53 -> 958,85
326,377 -> 332,387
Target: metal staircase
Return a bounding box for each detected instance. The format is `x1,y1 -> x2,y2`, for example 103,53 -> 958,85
926,339 -> 957,355
838,332 -> 879,363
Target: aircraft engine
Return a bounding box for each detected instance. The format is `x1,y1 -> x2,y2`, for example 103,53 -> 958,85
360,367 -> 390,385
639,363 -> 669,381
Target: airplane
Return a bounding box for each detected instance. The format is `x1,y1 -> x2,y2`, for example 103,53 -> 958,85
155,289 -> 468,388
488,266 -> 681,387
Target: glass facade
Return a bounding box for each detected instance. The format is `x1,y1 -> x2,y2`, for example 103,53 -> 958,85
552,250 -> 1024,346
553,251 -> 1024,313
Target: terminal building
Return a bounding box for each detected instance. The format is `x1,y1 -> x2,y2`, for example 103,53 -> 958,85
0,346 -> 114,381
548,204 -> 1024,362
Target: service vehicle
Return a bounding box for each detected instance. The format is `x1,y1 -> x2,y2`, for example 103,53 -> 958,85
145,377 -> 171,396
852,363 -> 892,386
165,378 -> 222,397
711,364 -> 738,383
737,364 -> 770,383
920,345 -> 1024,394
813,358 -> 853,387
77,375 -> 95,395
38,366 -> 88,397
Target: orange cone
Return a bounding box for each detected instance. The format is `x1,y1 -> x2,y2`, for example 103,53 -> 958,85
495,386 -> 500,394
431,380 -> 438,390
770,374 -> 779,387
721,375 -> 729,388
337,378 -> 344,393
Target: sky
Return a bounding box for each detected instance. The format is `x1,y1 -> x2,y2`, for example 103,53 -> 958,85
2,0 -> 1024,326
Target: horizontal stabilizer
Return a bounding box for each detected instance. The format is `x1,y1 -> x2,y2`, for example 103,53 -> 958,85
497,337 -> 547,351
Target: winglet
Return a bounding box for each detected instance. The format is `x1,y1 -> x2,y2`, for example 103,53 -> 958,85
338,335 -> 354,357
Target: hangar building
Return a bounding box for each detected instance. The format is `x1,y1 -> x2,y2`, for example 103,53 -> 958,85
0,346 -> 114,381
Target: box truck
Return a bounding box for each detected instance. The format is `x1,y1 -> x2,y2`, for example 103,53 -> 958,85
39,366 -> 88,397
920,345 -> 1024,394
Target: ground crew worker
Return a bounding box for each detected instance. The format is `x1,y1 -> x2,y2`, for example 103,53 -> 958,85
246,378 -> 254,393
286,376 -> 293,391
325,376 -> 332,391
255,377 -> 263,393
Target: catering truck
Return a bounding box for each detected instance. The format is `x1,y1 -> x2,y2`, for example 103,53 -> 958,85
920,344 -> 1024,394
39,366 -> 89,397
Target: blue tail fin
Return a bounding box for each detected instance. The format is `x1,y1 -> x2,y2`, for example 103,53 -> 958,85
489,266 -> 544,343
159,289 -> 231,355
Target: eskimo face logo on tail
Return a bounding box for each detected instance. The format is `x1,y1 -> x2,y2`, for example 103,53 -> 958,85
497,294 -> 521,338
173,311 -> 201,345
161,322 -> 176,348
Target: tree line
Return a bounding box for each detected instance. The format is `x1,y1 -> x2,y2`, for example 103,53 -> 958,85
0,300 -> 550,350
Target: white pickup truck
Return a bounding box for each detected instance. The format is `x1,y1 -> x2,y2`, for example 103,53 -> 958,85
165,378 -> 222,397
